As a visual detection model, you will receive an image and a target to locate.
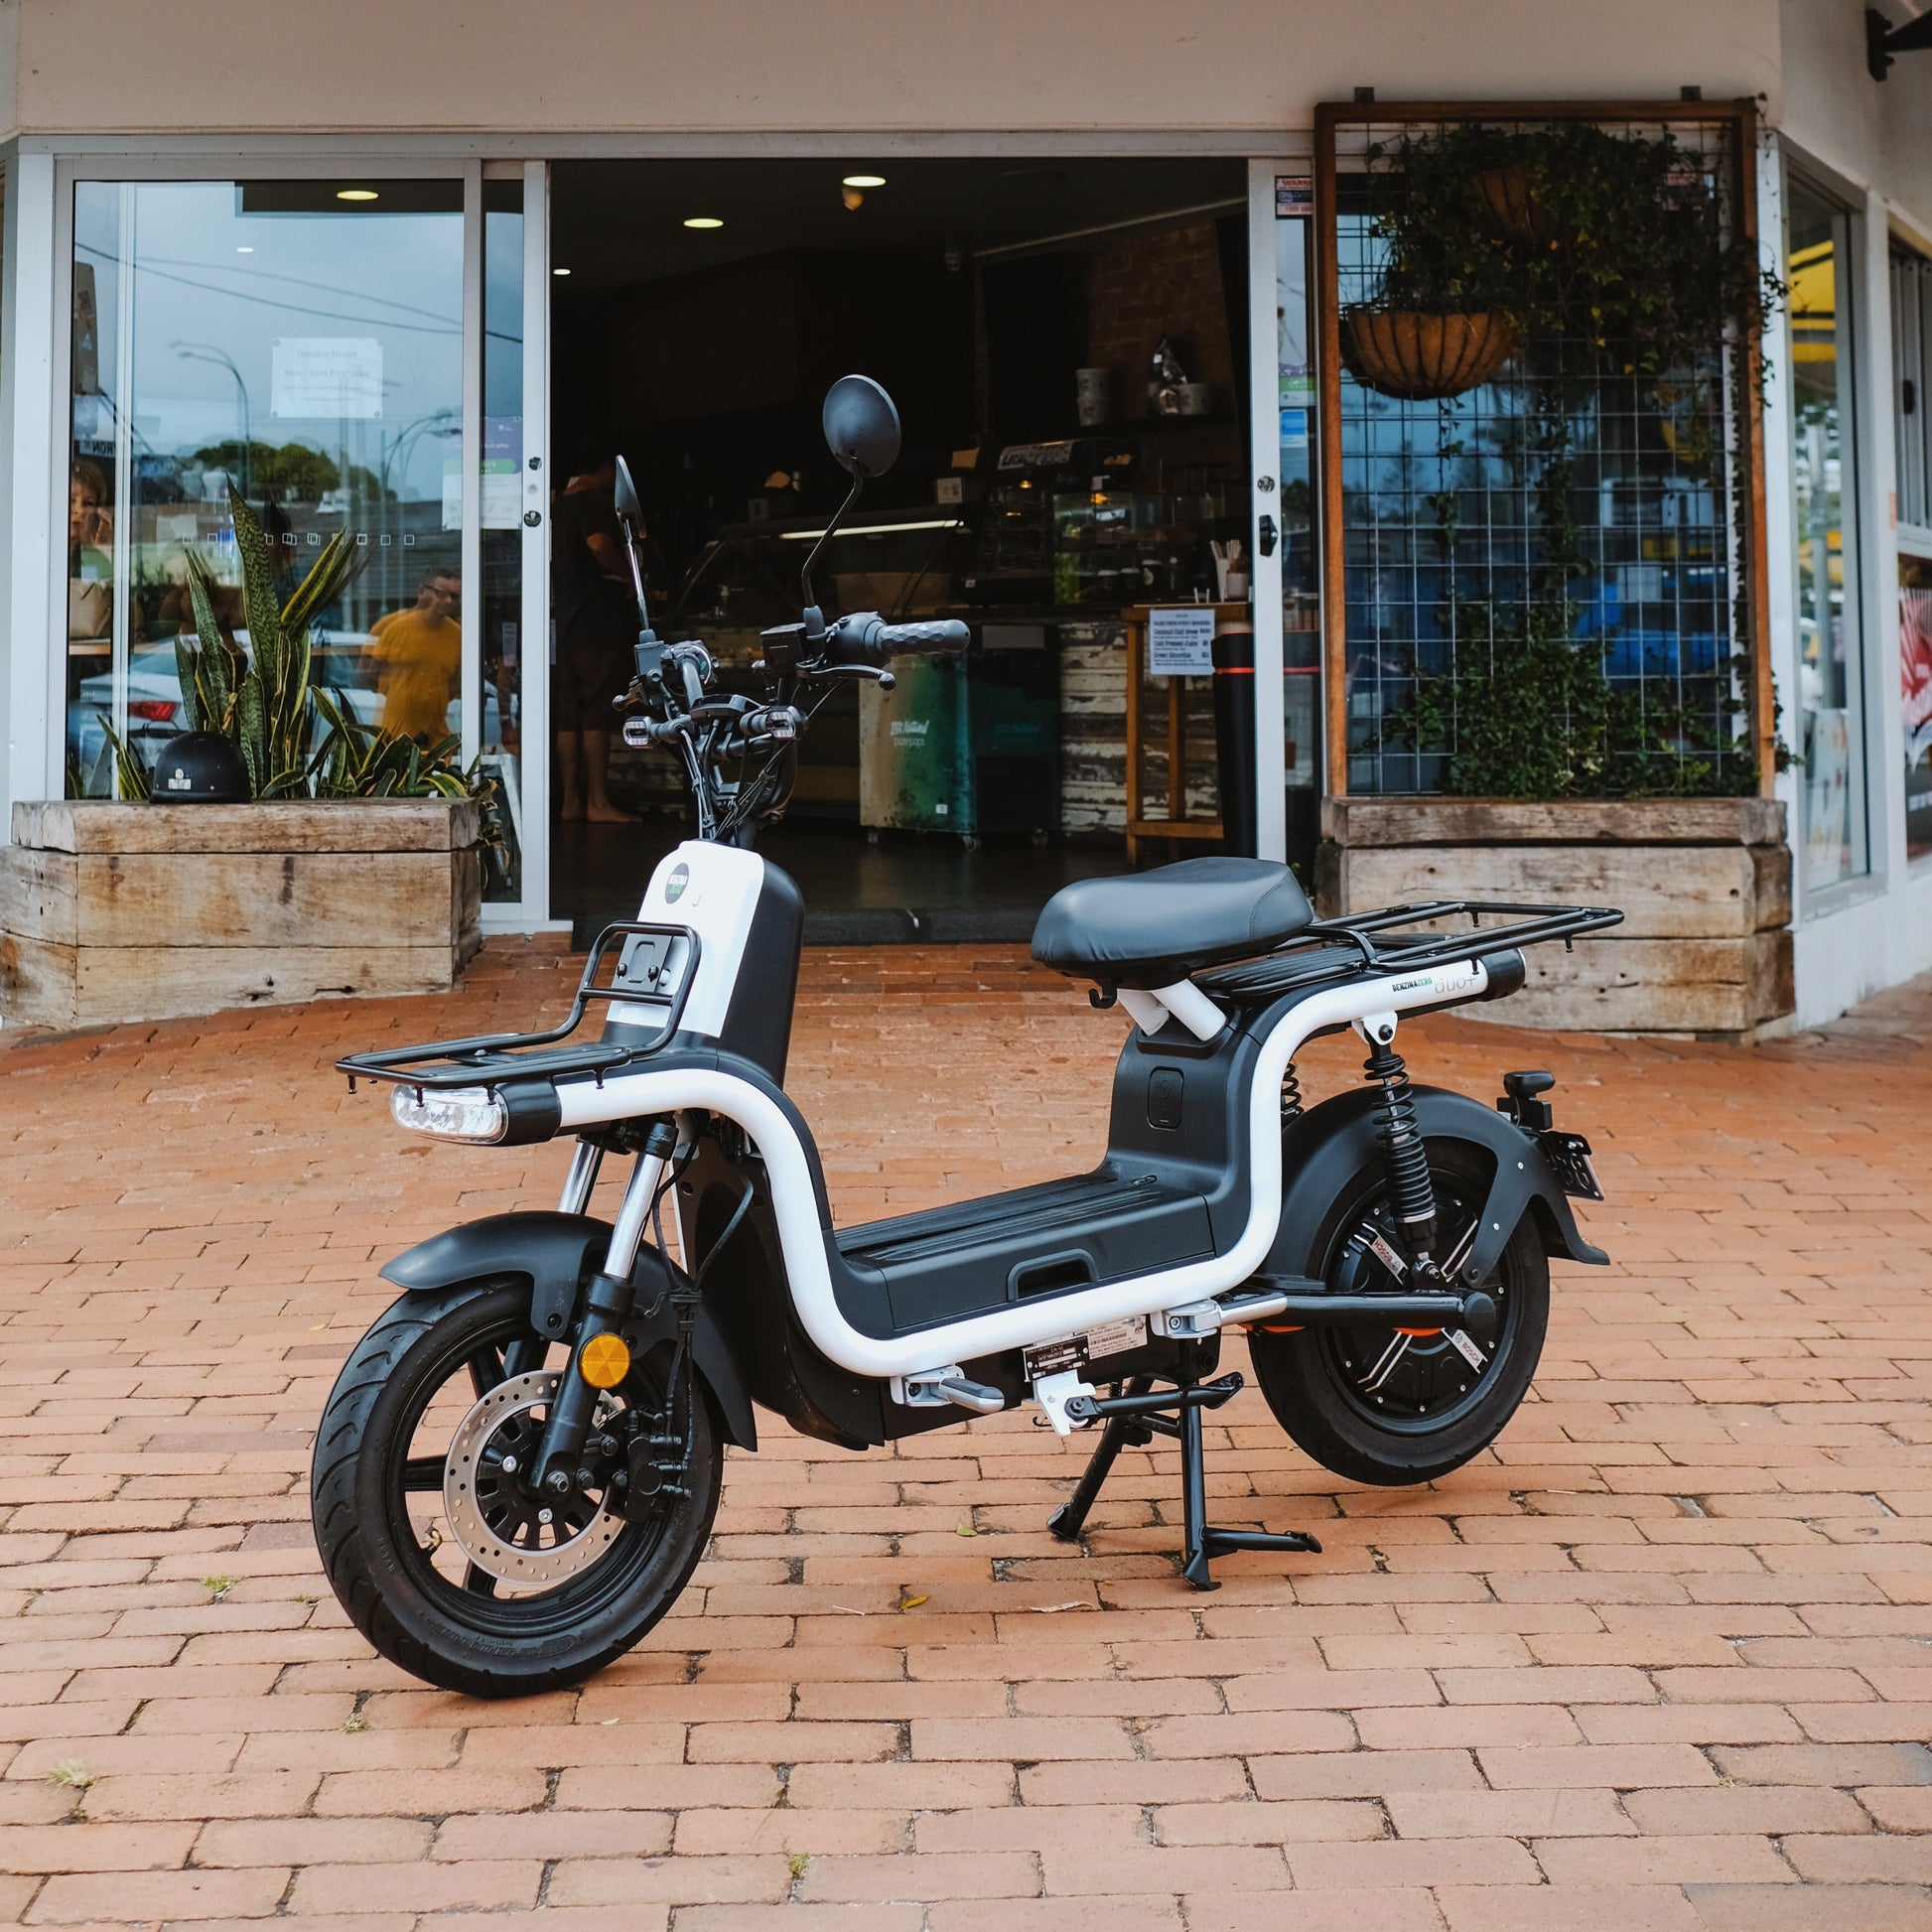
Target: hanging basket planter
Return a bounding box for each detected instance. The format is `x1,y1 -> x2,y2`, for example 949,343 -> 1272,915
1470,165 -> 1558,246
1340,309 -> 1518,401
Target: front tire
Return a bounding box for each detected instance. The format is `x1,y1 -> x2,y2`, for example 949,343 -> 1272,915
1248,1139 -> 1549,1486
311,1281 -> 721,1697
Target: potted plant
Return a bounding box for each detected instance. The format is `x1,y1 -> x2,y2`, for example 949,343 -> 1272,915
1,493 -> 498,1029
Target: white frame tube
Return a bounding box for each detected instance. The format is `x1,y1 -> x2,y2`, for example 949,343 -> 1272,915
552,959 -> 1491,1379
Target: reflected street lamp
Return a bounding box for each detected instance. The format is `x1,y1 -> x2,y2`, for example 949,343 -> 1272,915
172,341 -> 252,499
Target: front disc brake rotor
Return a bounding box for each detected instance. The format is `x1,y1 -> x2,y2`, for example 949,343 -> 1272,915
441,1370 -> 622,1585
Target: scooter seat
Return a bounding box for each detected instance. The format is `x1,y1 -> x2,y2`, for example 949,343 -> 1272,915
1032,856 -> 1314,989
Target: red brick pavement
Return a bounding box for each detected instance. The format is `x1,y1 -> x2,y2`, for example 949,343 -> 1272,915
0,938 -> 1929,1930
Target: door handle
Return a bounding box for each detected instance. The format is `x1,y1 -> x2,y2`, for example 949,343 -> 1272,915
1258,514 -> 1278,558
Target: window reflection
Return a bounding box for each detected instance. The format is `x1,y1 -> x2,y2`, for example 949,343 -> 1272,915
1787,177 -> 1866,893
65,179 -> 464,793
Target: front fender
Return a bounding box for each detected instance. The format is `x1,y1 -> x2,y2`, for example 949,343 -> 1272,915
1264,1086 -> 1608,1285
379,1210 -> 757,1449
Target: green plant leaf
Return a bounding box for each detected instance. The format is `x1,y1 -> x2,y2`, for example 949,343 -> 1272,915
227,488 -> 285,691
97,718 -> 153,801
279,528 -> 363,637
233,673 -> 267,797
172,636 -> 203,735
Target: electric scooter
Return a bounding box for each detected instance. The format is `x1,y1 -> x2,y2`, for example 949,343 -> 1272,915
312,375 -> 1620,1698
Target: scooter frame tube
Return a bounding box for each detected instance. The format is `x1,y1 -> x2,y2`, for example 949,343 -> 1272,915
551,958 -> 1492,1380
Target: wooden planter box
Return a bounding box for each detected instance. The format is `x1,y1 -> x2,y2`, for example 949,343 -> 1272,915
0,799 -> 483,1030
1317,797 -> 1793,1039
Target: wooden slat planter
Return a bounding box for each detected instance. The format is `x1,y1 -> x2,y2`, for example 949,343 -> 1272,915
1317,797 -> 1793,1039
0,799 -> 483,1030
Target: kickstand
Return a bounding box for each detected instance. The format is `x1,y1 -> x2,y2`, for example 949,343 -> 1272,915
1045,1355 -> 1321,1591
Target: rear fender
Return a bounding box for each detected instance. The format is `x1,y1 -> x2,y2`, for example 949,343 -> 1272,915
379,1210 -> 757,1449
1264,1086 -> 1607,1285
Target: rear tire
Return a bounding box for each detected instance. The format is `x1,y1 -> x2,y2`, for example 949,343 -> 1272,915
311,1281 -> 721,1698
1248,1139 -> 1548,1486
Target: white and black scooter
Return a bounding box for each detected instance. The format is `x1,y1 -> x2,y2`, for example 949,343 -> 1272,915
314,376 -> 1620,1697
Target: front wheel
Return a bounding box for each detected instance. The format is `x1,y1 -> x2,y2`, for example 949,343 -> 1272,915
311,1281 -> 721,1697
1247,1139 -> 1549,1486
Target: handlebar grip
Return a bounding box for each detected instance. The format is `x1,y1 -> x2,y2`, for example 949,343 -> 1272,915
828,613 -> 971,666
876,619 -> 971,653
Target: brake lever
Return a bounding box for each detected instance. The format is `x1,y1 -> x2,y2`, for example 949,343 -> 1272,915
797,661 -> 896,690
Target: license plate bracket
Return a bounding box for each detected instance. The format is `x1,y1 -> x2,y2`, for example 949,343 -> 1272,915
1539,1130 -> 1603,1201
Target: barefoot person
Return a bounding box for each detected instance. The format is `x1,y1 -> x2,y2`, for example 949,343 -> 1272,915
552,457 -> 638,824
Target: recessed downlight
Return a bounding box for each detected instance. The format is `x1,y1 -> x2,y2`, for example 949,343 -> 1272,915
235,245 -> 254,254
843,174 -> 887,190
683,215 -> 724,230
553,266 -> 571,276
336,188 -> 379,203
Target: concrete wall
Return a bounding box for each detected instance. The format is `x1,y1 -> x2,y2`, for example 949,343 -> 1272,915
0,0 -> 1782,141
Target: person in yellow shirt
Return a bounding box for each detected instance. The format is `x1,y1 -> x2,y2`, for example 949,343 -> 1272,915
368,571 -> 462,743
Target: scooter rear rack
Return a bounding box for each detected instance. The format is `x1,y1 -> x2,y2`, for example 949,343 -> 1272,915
1046,1359 -> 1321,1589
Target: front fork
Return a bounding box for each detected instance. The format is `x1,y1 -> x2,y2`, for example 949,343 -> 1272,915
534,1117 -> 683,1494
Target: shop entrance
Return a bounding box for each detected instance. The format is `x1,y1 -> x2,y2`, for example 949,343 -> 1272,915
547,156 -> 1263,942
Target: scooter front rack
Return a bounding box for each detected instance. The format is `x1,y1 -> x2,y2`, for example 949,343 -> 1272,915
336,919 -> 701,1093
1047,1362 -> 1322,1589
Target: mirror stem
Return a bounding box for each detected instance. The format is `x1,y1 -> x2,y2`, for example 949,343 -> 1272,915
799,471 -> 864,611
619,516 -> 656,642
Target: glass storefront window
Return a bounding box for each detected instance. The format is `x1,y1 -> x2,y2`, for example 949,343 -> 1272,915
1903,552 -> 1932,862
1786,175 -> 1867,893
66,179 -> 464,796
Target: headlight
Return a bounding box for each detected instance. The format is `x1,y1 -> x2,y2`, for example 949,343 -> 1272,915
390,1084 -> 507,1144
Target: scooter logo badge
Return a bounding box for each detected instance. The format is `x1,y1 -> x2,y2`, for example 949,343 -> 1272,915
664,863 -> 691,903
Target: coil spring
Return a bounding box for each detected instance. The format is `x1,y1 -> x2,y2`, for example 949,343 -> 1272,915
1281,1063 -> 1304,1122
1363,1041 -> 1438,1243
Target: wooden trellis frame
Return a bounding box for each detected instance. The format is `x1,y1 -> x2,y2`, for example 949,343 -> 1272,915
1311,98 -> 1774,800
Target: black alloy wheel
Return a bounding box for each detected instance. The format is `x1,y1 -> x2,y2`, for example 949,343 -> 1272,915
311,1281 -> 721,1697
1247,1139 -> 1550,1486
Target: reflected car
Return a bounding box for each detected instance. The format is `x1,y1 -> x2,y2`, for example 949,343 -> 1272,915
68,631 -> 498,782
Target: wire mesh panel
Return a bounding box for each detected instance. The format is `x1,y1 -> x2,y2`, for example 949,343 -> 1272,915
1319,108 -> 1764,798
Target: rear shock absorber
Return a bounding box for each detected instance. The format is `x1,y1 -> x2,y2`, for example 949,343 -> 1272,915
1361,1033 -> 1440,1272
1281,1061 -> 1305,1124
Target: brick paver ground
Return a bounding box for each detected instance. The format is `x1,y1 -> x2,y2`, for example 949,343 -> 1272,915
1,938 -> 1929,1931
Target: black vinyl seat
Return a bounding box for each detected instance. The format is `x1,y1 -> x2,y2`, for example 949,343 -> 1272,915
1032,856 -> 1314,988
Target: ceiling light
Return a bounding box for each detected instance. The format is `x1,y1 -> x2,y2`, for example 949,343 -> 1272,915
683,215 -> 724,230
843,174 -> 887,189
235,245 -> 254,254
553,266 -> 571,276
336,188 -> 379,203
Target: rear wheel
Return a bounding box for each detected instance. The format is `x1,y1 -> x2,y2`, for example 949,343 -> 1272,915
1247,1140 -> 1548,1486
311,1281 -> 721,1697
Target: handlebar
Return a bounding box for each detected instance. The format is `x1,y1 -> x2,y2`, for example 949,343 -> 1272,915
826,612 -> 971,667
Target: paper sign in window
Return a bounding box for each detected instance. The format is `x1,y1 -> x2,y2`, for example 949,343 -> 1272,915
270,338 -> 384,419
1147,606 -> 1216,676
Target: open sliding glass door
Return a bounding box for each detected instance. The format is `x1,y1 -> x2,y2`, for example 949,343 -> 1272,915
476,160 -> 554,931
1246,156 -> 1321,878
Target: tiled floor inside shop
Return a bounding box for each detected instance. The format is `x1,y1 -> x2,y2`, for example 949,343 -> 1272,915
1,941 -> 1929,1929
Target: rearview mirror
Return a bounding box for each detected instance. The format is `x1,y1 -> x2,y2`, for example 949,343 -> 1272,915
822,375 -> 900,480
614,455 -> 644,531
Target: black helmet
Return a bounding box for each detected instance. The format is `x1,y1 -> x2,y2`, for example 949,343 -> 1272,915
150,731 -> 250,803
